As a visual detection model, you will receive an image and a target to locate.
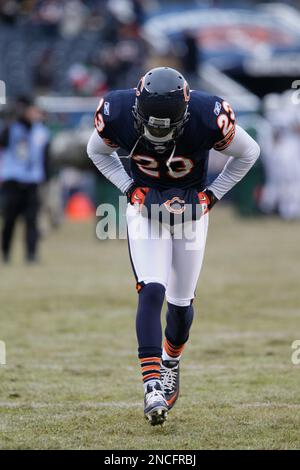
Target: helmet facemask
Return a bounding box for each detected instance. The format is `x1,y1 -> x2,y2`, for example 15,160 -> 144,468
132,103 -> 189,146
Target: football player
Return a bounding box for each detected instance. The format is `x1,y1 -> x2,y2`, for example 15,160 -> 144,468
87,67 -> 260,426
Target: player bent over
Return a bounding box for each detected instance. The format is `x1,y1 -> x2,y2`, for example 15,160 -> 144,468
87,67 -> 260,426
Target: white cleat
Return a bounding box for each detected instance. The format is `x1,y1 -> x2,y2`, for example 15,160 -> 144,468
144,381 -> 168,426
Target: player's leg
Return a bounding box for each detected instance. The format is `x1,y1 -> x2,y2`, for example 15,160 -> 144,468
127,205 -> 172,424
1,182 -> 20,263
162,213 -> 209,409
23,184 -> 40,263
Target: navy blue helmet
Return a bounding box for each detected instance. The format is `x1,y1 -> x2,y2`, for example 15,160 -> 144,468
132,67 -> 190,146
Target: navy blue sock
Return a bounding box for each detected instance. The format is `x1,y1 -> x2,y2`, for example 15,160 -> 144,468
136,282 -> 165,359
165,302 -> 194,347
136,283 -> 165,384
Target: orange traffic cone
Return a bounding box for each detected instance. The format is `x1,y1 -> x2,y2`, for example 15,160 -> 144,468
65,192 -> 95,221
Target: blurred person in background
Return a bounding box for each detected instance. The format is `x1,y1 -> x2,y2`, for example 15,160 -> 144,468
260,93 -> 300,219
0,0 -> 20,25
0,96 -> 50,264
260,124 -> 300,219
179,30 -> 202,89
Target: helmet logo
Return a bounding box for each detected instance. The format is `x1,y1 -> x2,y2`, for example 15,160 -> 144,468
164,197 -> 186,214
136,76 -> 145,97
183,81 -> 190,102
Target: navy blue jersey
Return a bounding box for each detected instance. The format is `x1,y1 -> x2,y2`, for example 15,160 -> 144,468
94,89 -> 235,191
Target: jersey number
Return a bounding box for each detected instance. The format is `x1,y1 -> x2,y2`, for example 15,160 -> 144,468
95,98 -> 105,133
217,101 -> 235,137
132,155 -> 194,179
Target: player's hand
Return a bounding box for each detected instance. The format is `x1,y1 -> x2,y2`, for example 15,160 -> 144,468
126,185 -> 149,206
198,189 -> 218,214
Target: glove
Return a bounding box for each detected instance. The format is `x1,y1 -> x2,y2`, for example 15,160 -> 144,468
198,189 -> 218,215
126,184 -> 149,206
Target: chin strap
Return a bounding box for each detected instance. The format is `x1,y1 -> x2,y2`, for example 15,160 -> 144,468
166,143 -> 176,171
129,134 -> 177,172
129,136 -> 142,158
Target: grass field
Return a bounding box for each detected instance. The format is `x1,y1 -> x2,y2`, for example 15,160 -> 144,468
0,206 -> 300,450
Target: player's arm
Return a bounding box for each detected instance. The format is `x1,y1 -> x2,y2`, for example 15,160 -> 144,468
207,124 -> 260,201
199,98 -> 260,211
87,129 -> 133,194
87,92 -> 134,193
87,93 -> 148,204
87,131 -> 147,205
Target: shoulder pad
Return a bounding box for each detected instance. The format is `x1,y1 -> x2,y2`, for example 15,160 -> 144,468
94,90 -> 135,148
189,91 -> 236,150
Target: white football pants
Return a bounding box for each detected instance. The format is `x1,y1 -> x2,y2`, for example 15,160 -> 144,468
127,204 -> 209,307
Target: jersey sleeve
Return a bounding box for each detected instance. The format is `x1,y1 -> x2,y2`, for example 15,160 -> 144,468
208,97 -> 236,151
94,92 -> 120,149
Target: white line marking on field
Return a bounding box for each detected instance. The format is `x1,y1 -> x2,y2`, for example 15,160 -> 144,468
3,362 -> 294,374
0,401 -> 142,409
187,401 -> 300,410
1,400 -> 300,412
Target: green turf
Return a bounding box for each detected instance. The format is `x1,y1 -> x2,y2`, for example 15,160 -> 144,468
0,207 -> 300,449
